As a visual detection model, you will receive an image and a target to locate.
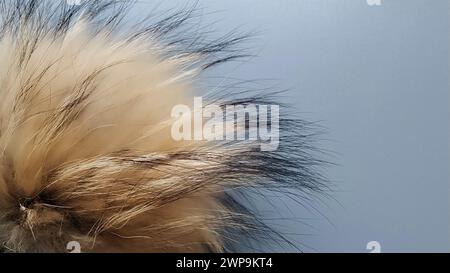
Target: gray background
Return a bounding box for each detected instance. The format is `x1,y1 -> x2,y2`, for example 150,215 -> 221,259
136,0 -> 450,252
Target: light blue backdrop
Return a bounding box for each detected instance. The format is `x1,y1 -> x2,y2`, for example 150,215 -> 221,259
134,0 -> 450,252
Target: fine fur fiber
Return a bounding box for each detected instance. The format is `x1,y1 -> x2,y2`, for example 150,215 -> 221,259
0,0 -> 327,252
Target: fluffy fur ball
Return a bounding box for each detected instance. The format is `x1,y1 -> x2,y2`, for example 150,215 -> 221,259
0,0 -> 326,253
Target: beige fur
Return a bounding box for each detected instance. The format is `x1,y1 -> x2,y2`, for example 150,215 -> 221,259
0,0 -> 325,253
0,11 -> 231,252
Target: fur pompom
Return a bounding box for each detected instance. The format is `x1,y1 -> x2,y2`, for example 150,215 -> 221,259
0,0 -> 327,252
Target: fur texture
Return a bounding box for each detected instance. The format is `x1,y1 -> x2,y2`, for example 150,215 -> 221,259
0,0 -> 327,252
